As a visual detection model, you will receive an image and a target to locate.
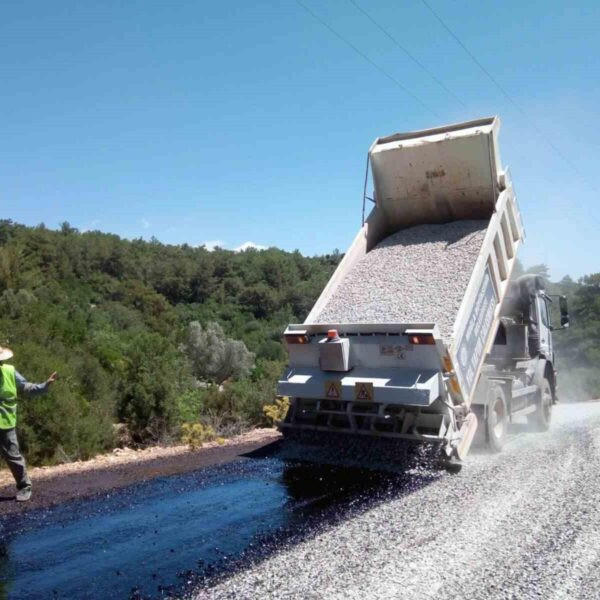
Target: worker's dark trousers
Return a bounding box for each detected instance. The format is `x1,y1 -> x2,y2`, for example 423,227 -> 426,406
0,428 -> 31,490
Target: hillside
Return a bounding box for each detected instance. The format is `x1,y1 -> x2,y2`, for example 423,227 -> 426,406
0,220 -> 339,464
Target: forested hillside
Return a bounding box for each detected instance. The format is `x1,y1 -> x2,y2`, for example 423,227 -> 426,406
0,220 -> 339,464
0,220 -> 597,466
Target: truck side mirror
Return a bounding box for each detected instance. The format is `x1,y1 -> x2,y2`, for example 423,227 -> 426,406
559,296 -> 570,328
548,294 -> 570,330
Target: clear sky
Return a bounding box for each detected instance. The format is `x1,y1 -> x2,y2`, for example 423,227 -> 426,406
2,1 -> 598,278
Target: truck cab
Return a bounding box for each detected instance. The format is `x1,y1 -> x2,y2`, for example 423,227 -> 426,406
477,275 -> 570,451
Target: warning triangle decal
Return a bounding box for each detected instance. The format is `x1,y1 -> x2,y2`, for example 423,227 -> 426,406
354,382 -> 373,401
326,383 -> 340,399
356,385 -> 370,400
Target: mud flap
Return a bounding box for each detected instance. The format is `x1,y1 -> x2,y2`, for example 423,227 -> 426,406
455,412 -> 478,461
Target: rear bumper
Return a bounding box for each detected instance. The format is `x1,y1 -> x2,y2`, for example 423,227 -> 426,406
278,367 -> 443,407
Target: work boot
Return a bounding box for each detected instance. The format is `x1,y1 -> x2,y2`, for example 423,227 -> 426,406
15,485 -> 32,502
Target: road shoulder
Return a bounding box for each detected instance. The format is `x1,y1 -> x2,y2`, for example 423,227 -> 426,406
0,428 -> 281,515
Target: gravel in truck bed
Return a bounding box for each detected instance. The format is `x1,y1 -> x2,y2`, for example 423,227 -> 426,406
316,220 -> 489,343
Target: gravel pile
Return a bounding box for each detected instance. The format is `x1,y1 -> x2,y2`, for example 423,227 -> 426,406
195,403 -> 600,600
316,220 -> 488,343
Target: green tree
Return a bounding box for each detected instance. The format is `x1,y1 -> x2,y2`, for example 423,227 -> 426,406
181,321 -> 255,384
117,333 -> 182,443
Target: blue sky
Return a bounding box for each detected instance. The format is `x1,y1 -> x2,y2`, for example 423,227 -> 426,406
2,1 -> 598,278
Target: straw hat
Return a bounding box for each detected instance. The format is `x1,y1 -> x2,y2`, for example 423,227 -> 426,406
0,346 -> 14,361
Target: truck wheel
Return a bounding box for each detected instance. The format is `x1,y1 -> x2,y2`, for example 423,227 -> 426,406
486,387 -> 507,453
528,378 -> 552,432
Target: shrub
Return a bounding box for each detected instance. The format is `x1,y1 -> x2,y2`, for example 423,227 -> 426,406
176,388 -> 205,424
180,422 -> 216,450
181,321 -> 255,384
263,396 -> 289,426
116,332 -> 181,443
13,342 -> 115,464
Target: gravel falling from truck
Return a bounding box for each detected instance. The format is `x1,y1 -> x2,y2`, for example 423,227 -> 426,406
316,220 -> 489,344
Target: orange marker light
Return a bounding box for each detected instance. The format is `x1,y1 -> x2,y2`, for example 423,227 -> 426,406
442,356 -> 453,373
284,334 -> 310,344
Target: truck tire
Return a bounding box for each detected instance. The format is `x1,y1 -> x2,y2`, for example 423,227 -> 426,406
486,386 -> 507,453
528,378 -> 552,432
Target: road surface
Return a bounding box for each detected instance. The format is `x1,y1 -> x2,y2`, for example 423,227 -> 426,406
199,402 -> 600,600
0,402 -> 598,599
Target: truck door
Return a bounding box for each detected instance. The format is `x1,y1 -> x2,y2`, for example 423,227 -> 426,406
536,295 -> 553,360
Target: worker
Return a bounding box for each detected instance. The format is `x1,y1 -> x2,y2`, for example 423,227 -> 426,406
0,345 -> 57,502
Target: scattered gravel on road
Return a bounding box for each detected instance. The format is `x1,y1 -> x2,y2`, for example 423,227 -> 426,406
195,403 -> 600,600
316,220 -> 488,343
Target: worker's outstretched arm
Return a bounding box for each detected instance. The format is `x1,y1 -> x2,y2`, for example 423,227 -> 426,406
14,371 -> 58,396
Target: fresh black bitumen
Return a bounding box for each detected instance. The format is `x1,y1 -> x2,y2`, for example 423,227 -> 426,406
0,445 -> 437,600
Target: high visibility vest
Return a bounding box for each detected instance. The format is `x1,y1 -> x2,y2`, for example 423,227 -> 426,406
0,364 -> 18,429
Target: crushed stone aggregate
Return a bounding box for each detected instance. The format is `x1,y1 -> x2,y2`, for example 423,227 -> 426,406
195,402 -> 600,600
316,220 -> 488,343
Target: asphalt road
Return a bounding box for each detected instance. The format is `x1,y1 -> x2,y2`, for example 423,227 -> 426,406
197,402 -> 600,600
1,402 -> 598,600
0,444 -> 404,599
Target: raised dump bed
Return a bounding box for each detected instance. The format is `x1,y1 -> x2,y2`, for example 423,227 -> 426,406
278,117 -> 525,462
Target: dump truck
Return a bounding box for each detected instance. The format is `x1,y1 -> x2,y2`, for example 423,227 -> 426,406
277,117 -> 570,468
